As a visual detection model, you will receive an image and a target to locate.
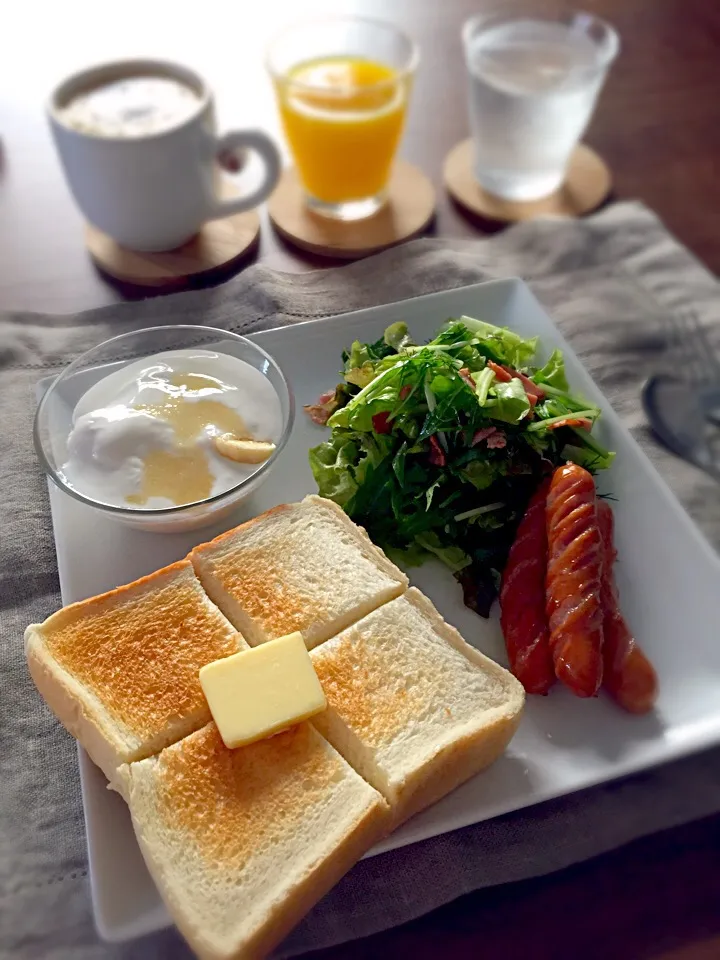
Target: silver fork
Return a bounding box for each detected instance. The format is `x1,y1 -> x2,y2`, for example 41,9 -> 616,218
642,308 -> 720,482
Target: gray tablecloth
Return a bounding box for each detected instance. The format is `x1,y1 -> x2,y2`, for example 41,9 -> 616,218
2,201 -> 720,960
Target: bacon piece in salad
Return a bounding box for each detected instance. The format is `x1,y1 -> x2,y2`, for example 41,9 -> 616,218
304,384 -> 356,426
304,390 -> 338,425
487,432 -> 507,449
458,367 -> 476,389
472,425 -> 507,449
472,426 -> 498,446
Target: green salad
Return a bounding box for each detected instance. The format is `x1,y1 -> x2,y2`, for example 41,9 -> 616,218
307,316 -> 614,616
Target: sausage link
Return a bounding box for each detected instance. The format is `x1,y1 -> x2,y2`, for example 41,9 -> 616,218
500,479 -> 554,694
597,501 -> 658,714
545,464 -> 604,697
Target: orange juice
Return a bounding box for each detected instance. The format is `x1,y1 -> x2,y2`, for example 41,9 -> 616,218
276,56 -> 408,204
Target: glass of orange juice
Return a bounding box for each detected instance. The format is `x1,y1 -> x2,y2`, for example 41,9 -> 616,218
267,17 -> 418,221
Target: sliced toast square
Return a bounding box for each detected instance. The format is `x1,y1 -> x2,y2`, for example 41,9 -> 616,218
310,588 -> 525,827
25,560 -> 244,783
190,495 -> 408,649
119,721 -> 389,960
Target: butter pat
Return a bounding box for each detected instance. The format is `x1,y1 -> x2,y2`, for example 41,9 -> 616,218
199,632 -> 327,749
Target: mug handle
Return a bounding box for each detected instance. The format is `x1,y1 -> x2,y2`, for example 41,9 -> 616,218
207,130 -> 281,218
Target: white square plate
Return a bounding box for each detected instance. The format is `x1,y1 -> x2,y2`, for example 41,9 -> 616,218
43,279 -> 720,943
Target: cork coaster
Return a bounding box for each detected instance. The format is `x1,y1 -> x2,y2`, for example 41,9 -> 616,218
443,139 -> 611,223
267,159 -> 435,260
86,184 -> 260,288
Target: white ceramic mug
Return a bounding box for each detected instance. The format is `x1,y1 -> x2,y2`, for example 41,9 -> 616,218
48,59 -> 281,252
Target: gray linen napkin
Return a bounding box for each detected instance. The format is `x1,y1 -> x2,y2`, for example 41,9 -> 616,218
2,201 -> 719,960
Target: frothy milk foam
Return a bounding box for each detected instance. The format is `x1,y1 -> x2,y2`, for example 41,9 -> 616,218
59,75 -> 201,138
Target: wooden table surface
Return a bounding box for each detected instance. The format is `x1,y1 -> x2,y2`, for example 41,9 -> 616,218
2,0 -> 719,956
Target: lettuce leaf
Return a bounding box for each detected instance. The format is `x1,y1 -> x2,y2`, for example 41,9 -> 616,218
460,458 -> 506,490
383,321 -> 414,351
458,316 -> 538,368
533,348 -> 568,391
344,361 -> 376,388
560,438 -> 616,472
414,531 -> 472,572
328,359 -> 406,432
485,378 -> 531,423
308,437 -> 359,506
343,340 -> 372,372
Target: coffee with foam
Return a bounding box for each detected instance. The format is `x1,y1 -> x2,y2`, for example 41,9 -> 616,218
59,75 -> 201,138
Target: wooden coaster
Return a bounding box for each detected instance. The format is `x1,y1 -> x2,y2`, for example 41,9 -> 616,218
267,160 -> 435,260
443,139 -> 611,223
86,185 -> 260,288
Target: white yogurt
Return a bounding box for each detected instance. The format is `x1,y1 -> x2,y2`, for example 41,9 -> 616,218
60,349 -> 283,509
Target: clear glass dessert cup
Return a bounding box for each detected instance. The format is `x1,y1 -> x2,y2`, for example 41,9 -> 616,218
34,325 -> 295,532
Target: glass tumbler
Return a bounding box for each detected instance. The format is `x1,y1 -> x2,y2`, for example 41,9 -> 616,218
267,17 -> 418,221
462,7 -> 619,201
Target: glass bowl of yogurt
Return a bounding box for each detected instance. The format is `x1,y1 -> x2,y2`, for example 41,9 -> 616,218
34,325 -> 294,531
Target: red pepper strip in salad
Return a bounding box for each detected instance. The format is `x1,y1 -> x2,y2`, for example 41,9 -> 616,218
504,366 -> 545,400
371,411 -> 392,434
370,387 -> 414,435
545,417 -> 593,431
428,434 -> 446,466
486,360 -> 513,382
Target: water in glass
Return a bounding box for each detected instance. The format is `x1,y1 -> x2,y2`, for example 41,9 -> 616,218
464,16 -> 616,201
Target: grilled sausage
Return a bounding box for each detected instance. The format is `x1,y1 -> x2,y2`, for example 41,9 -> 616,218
545,464 -> 604,697
597,501 -> 658,714
500,479 -> 554,694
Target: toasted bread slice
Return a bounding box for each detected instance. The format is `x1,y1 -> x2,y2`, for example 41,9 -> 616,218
311,588 -> 525,827
119,722 -> 389,960
25,560 -> 244,784
190,495 -> 408,649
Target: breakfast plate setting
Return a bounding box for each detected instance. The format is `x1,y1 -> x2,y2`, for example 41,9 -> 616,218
28,279 -> 720,958
3,0 -> 719,955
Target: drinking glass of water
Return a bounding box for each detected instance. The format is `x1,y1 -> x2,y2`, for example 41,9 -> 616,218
462,7 -> 619,202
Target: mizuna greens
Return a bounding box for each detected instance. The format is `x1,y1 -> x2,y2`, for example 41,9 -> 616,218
307,317 -> 614,616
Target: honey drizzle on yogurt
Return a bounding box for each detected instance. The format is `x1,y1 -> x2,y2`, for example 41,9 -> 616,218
126,372 -> 249,506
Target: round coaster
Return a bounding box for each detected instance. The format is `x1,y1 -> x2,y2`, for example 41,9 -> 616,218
85,186 -> 260,288
443,139 -> 611,223
267,160 -> 436,260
